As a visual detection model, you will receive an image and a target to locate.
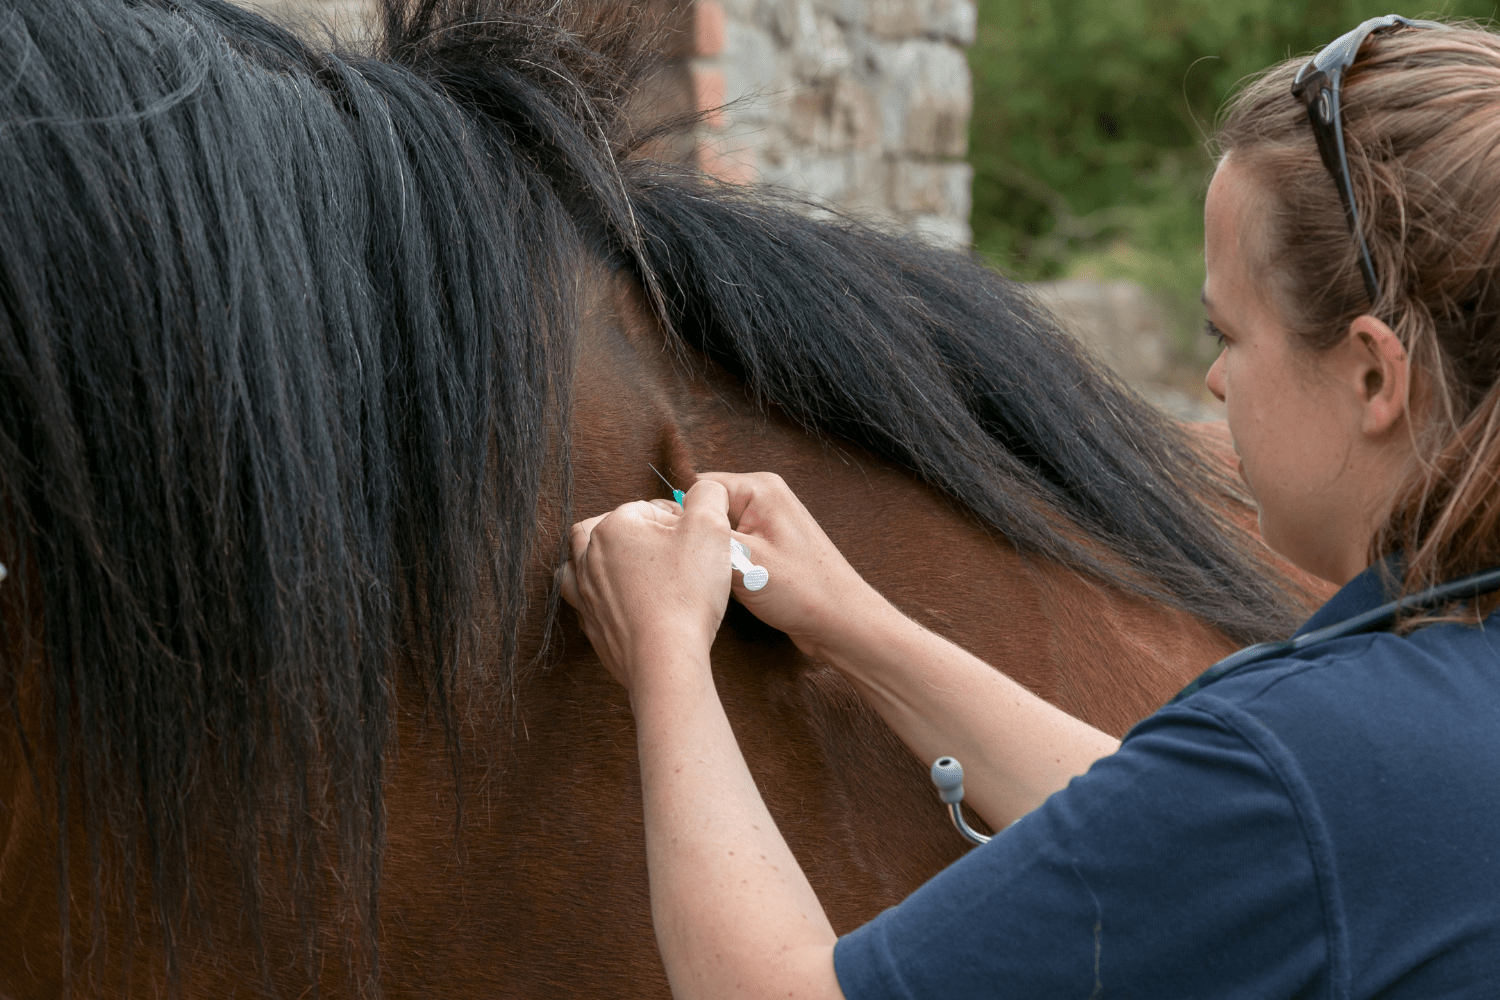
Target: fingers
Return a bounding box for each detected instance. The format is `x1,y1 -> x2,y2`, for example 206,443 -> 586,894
696,471 -> 789,527
569,500 -> 679,559
680,478 -> 729,523
562,497 -> 699,602
624,497 -> 684,527
558,557 -> 581,609
696,471 -> 754,525
562,487 -> 726,605
568,512 -> 607,563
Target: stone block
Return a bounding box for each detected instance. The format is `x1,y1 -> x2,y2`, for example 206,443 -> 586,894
888,159 -> 971,217
236,1 -> 978,250
1030,280 -> 1171,385
875,40 -> 970,157
787,76 -> 879,152
719,18 -> 785,111
760,0 -> 853,82
870,0 -> 975,43
787,156 -> 850,198
928,0 -> 977,45
756,148 -> 888,213
837,152 -> 892,213
235,0 -> 376,45
869,0 -> 920,36
810,0 -> 871,27
906,213 -> 972,248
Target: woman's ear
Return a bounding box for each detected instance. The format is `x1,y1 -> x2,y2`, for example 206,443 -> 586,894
1346,314 -> 1409,437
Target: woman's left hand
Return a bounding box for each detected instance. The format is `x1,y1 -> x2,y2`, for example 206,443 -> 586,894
559,480 -> 732,694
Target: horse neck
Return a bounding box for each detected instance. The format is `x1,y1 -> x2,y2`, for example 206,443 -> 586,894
0,264 -> 1258,1000
566,270 -> 1242,738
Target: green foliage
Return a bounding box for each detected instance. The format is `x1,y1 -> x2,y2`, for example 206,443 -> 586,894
968,1 -> 1497,359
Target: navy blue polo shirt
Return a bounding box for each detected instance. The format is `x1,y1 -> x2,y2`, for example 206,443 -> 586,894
834,566 -> 1500,998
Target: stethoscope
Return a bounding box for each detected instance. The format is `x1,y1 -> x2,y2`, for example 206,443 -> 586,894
929,563 -> 1500,847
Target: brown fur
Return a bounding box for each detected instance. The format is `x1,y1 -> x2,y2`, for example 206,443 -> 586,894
0,270 -> 1315,997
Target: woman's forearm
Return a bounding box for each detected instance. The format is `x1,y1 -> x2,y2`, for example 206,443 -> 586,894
631,647 -> 845,1000
813,591 -> 1119,829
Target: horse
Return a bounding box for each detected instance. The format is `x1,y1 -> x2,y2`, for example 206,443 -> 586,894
0,1 -> 1311,996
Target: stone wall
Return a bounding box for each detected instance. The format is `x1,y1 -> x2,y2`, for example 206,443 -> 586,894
219,3 -> 1208,416
688,0 -> 975,246
234,0 -> 377,45
231,0 -> 976,248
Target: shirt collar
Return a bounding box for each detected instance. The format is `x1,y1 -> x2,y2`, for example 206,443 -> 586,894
1292,559 -> 1402,638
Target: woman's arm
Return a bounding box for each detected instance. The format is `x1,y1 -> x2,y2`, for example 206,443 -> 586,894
812,588 -> 1119,829
633,645 -> 844,1000
700,472 -> 1119,830
559,483 -> 845,1000
558,473 -> 1117,998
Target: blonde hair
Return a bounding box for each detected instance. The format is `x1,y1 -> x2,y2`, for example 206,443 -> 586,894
1216,21 -> 1500,624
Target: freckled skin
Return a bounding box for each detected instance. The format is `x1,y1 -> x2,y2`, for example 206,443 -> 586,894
1203,157 -> 1415,586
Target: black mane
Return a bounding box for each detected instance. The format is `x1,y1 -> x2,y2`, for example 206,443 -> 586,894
0,0 -> 1298,992
629,174 -> 1299,643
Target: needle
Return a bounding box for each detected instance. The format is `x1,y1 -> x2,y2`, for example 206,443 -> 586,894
647,463 -> 685,505
646,464 -> 769,591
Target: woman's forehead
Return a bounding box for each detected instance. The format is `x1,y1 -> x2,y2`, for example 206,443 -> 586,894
1205,158 -> 1281,306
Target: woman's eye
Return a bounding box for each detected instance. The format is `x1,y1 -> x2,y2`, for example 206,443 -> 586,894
1203,319 -> 1227,346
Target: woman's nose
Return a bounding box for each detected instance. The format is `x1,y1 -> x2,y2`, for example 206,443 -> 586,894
1205,349 -> 1228,403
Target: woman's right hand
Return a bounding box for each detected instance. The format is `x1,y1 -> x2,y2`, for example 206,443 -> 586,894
694,471 -> 886,660
700,473 -> 1120,832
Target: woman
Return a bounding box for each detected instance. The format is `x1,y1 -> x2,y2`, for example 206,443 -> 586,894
559,17 -> 1500,998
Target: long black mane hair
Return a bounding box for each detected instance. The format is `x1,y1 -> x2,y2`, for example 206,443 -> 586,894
0,0 -> 1299,992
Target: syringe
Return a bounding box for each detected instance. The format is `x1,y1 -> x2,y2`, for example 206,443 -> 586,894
648,464 -> 768,592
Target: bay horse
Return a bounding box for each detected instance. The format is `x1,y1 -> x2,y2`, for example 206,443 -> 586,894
0,0 -> 1310,996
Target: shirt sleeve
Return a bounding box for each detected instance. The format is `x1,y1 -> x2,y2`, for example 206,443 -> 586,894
833,705 -> 1329,1000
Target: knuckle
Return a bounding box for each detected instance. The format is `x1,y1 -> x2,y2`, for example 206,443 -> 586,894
752,471 -> 786,491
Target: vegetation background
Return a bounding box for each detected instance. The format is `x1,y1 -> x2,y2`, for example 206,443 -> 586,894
967,1 -> 1498,380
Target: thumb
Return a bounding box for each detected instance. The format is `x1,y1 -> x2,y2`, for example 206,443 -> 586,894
680,478 -> 729,522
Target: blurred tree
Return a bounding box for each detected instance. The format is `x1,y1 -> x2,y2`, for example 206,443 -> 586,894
968,1 -> 1496,364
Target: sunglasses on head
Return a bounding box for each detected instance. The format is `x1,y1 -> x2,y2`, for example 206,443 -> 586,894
1291,14 -> 1446,306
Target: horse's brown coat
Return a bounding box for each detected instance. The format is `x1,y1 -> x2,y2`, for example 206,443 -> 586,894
0,272 -> 1306,997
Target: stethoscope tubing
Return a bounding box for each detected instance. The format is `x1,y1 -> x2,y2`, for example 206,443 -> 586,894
1172,564 -> 1500,703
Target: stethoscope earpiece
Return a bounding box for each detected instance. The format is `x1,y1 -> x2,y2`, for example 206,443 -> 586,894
930,756 -> 990,846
